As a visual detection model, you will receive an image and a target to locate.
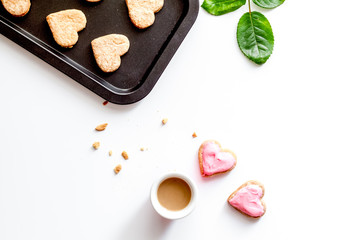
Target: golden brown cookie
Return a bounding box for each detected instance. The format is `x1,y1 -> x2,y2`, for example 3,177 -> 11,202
91,34 -> 130,73
46,9 -> 87,48
1,0 -> 31,17
126,0 -> 164,29
228,180 -> 266,218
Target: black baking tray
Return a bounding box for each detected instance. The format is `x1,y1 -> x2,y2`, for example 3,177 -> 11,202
0,0 -> 198,104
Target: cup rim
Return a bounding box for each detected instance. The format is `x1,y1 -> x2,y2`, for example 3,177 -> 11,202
150,172 -> 197,220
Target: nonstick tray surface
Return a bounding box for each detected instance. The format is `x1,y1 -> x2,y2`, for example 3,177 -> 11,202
0,0 -> 198,104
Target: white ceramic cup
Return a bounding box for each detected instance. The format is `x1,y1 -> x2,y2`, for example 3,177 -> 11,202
150,172 -> 198,220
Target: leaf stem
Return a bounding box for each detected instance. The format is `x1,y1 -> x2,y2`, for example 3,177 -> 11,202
248,0 -> 251,13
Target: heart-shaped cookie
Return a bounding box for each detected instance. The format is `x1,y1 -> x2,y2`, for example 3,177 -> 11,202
1,0 -> 31,17
91,34 -> 130,73
126,0 -> 164,29
198,140 -> 237,177
46,9 -> 87,48
228,180 -> 266,218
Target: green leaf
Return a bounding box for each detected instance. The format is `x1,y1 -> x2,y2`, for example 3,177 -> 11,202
201,0 -> 246,16
237,11 -> 274,65
253,0 -> 285,9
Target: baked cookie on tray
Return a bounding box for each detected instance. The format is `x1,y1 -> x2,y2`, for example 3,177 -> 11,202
1,0 -> 31,17
91,34 -> 130,73
46,9 -> 87,48
126,0 -> 164,29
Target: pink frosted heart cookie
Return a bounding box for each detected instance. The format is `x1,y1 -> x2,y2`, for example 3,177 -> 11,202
228,180 -> 266,218
198,140 -> 237,177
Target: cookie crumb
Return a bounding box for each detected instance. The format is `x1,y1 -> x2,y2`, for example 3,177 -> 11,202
192,132 -> 197,138
109,150 -> 113,156
114,164 -> 122,174
93,142 -> 100,150
103,100 -> 109,105
122,151 -> 129,160
162,118 -> 168,125
95,123 -> 108,131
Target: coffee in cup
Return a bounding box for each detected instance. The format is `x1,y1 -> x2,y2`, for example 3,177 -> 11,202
157,177 -> 192,211
151,172 -> 197,219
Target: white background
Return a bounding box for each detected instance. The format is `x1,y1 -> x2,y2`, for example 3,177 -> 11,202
1,0 -> 360,239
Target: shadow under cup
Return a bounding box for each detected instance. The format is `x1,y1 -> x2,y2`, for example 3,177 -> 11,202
151,172 -> 197,220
